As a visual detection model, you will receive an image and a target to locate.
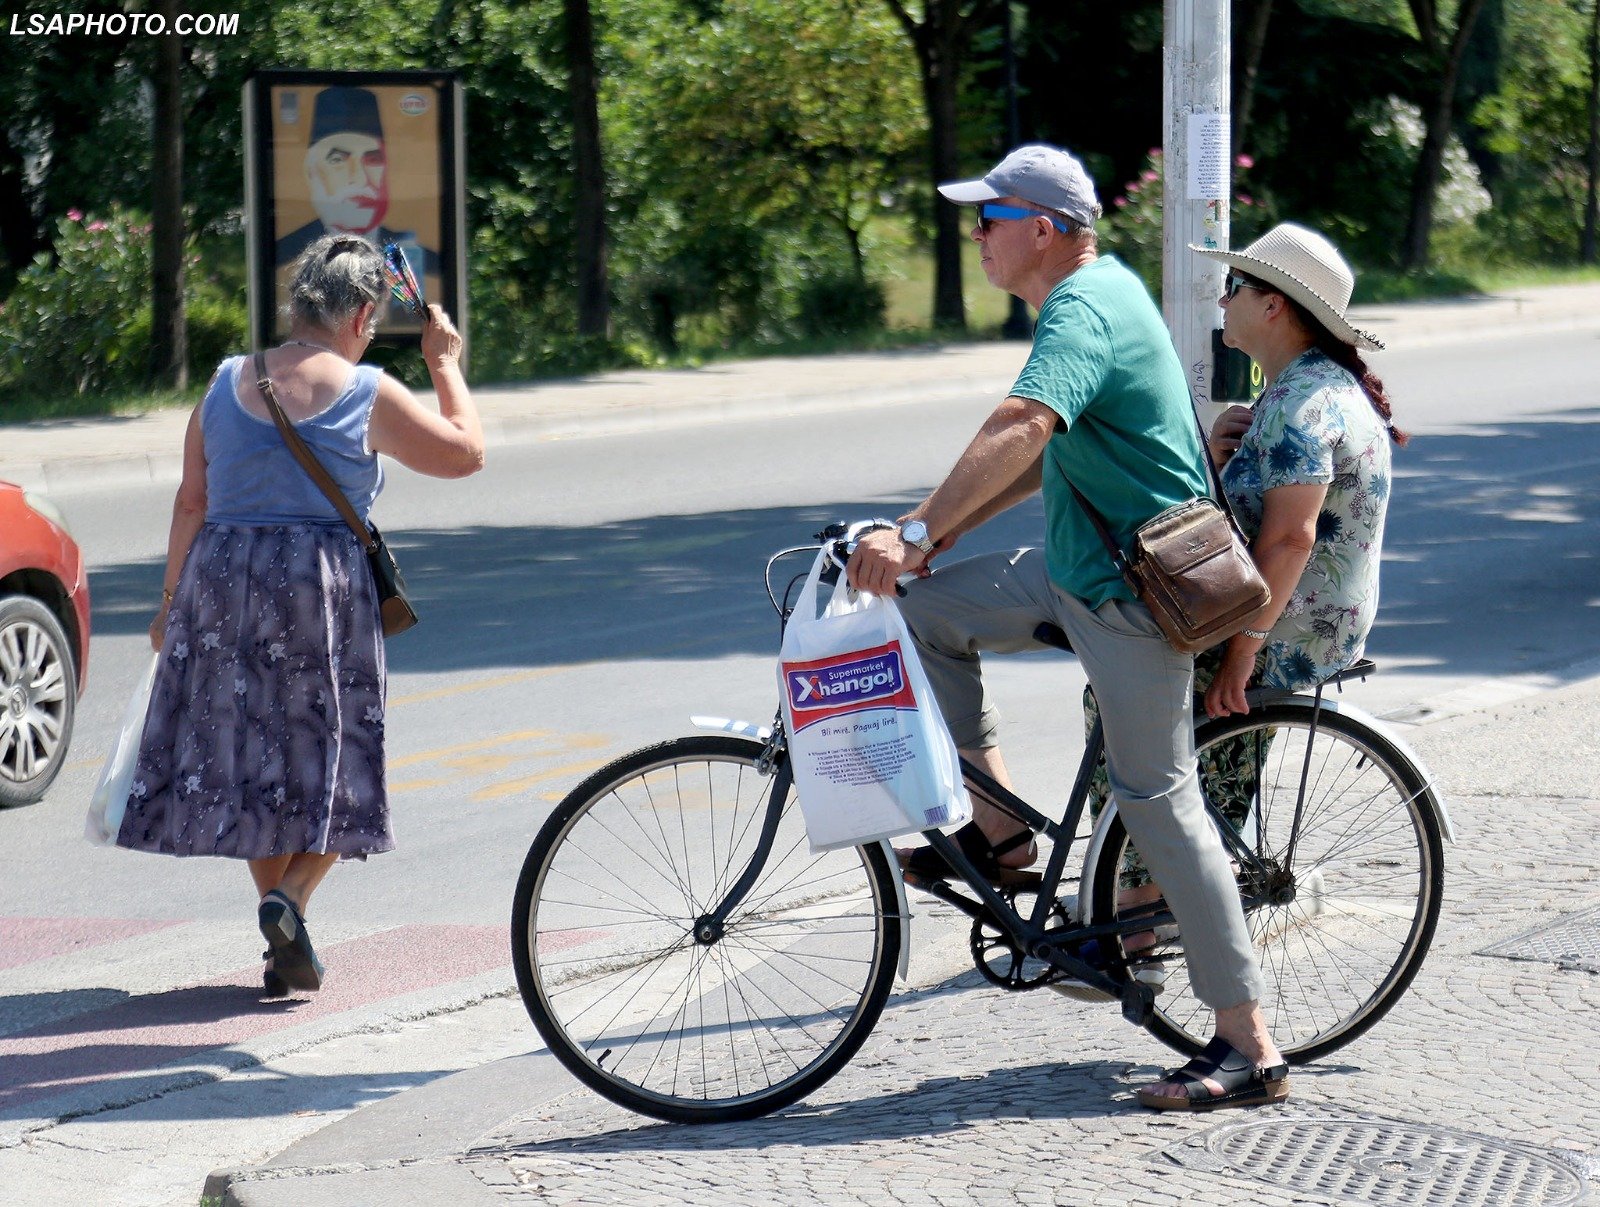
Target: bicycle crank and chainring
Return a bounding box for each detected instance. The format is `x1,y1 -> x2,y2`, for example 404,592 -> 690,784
969,889 -> 1072,990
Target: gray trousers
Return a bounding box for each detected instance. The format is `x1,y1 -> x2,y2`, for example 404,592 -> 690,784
897,548 -> 1265,1009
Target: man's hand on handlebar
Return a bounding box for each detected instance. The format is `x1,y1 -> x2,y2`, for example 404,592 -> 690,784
847,526 -> 927,597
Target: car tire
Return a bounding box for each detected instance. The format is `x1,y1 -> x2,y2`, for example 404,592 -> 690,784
0,594 -> 78,808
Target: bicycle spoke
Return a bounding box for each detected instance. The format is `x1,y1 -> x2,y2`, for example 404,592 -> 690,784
1111,707 -> 1441,1063
514,739 -> 901,1121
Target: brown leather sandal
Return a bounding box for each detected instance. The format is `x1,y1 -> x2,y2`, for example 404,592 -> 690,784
1135,1037 -> 1289,1112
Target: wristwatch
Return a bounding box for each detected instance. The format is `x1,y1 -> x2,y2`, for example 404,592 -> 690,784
900,519 -> 935,554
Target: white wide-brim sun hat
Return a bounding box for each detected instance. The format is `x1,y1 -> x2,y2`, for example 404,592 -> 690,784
1191,222 -> 1385,351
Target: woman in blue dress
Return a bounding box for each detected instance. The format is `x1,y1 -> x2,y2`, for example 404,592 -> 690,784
118,234 -> 484,996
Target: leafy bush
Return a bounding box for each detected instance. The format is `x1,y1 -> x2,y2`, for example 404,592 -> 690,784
0,207 -> 152,398
185,290 -> 249,375
797,273 -> 887,338
0,206 -> 246,404
1101,149 -> 1273,294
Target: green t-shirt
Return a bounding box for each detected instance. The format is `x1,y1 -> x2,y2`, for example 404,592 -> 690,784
1011,255 -> 1208,609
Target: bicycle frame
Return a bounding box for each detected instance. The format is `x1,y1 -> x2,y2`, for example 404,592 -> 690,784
720,532 -> 1456,1025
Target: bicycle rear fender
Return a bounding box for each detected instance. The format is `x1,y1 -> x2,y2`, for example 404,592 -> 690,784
1311,698 -> 1455,844
1074,694 -> 1456,922
691,716 -> 914,982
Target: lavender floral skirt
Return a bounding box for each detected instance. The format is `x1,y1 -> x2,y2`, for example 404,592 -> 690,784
117,522 -> 393,860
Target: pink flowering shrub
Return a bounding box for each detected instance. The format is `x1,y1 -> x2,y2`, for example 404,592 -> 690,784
0,206 -> 243,400
1101,148 -> 1274,294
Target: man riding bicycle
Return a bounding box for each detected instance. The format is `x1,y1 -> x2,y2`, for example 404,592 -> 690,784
846,143 -> 1287,1112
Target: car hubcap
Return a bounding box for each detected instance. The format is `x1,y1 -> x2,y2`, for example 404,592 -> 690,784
0,620 -> 67,784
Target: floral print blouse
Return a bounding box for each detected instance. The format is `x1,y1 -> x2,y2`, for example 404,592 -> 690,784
1220,349 -> 1393,689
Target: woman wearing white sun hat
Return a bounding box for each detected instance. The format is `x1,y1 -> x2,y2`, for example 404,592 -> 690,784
1192,222 -> 1408,719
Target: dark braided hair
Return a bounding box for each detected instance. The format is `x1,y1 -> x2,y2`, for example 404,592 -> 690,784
1281,293 -> 1409,447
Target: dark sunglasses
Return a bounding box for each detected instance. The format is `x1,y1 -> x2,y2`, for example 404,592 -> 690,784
976,203 -> 1072,235
1223,272 -> 1268,301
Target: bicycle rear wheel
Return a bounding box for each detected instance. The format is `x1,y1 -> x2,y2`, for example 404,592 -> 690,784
1088,704 -> 1444,1063
511,734 -> 903,1123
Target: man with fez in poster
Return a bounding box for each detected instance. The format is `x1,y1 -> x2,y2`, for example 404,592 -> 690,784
275,85 -> 440,271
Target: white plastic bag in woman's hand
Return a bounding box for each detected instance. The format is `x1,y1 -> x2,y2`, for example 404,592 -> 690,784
778,549 -> 971,851
84,654 -> 158,846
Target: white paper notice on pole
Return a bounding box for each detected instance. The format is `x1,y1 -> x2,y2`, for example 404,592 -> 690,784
1186,111 -> 1228,200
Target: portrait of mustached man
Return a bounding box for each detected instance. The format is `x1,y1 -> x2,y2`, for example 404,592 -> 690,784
275,86 -> 439,273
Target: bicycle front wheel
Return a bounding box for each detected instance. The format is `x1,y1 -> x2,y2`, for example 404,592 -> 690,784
511,735 -> 903,1123
1089,703 -> 1445,1063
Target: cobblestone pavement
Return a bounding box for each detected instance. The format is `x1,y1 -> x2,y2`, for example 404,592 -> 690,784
458,781 -> 1600,1206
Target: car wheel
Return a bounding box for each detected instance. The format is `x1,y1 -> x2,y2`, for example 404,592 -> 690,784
0,595 -> 78,807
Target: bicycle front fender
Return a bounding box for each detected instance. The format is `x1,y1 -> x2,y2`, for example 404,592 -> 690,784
691,715 -> 774,741
690,716 -> 913,982
874,838 -> 914,981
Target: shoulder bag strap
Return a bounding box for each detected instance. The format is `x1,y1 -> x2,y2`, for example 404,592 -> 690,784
1065,399 -> 1250,572
252,351 -> 376,553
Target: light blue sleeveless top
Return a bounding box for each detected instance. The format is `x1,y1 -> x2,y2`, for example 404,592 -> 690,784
203,354 -> 384,525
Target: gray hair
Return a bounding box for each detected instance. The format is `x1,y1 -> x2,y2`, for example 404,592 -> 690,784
286,233 -> 384,331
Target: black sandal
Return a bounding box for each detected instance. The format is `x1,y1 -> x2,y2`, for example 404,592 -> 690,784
1135,1037 -> 1289,1112
902,821 -> 1037,887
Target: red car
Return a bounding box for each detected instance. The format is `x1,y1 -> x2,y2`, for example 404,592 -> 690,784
0,481 -> 90,806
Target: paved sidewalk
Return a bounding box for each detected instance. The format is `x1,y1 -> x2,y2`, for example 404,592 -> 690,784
4,280 -> 1600,497
205,670 -> 1600,1207
7,281 -> 1596,1205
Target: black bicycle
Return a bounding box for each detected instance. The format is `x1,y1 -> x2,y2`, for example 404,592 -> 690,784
512,522 -> 1451,1123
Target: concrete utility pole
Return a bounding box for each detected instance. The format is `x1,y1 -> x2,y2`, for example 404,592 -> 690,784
1163,0 -> 1236,410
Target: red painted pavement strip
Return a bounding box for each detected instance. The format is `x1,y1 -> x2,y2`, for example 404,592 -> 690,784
0,924 -> 528,1112
0,917 -> 183,973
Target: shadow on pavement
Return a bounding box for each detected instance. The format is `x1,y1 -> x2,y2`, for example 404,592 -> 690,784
488,1059 -> 1126,1157
83,410 -> 1600,683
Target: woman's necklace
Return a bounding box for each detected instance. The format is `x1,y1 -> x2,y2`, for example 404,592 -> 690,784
285,338 -> 340,356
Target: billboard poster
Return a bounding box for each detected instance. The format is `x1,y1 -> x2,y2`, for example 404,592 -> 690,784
244,70 -> 465,353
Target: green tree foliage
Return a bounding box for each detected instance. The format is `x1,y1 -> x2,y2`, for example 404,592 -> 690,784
598,0 -> 920,354
3,0 -> 1598,400
0,208 -> 244,400
1473,0 -> 1595,260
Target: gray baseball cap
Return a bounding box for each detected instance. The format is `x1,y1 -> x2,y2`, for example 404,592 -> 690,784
938,143 -> 1102,227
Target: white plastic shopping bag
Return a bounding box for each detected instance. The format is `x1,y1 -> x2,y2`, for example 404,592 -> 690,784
84,653 -> 158,846
778,549 -> 971,851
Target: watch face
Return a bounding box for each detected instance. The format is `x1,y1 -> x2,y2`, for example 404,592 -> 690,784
902,521 -> 930,547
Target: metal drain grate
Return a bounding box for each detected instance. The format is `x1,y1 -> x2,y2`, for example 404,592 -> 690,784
1158,1114 -> 1591,1206
1479,904 -> 1600,973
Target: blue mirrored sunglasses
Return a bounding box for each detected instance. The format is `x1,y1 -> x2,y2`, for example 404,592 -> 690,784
976,204 -> 1072,234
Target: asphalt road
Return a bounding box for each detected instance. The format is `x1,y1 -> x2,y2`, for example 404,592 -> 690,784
1,320 -> 1597,1204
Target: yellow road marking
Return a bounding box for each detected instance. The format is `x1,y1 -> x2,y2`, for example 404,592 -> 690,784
470,757 -> 611,802
389,776 -> 451,793
389,729 -> 553,770
388,667 -> 563,708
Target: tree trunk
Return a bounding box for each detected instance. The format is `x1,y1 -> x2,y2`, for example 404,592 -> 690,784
887,0 -> 992,332
149,0 -> 186,389
924,41 -> 967,331
0,132 -> 39,282
1400,0 -> 1490,269
1233,0 -> 1274,158
1583,0 -> 1599,263
565,0 -> 610,339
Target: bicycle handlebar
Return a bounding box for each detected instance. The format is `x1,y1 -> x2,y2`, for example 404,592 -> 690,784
817,519 -> 905,596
